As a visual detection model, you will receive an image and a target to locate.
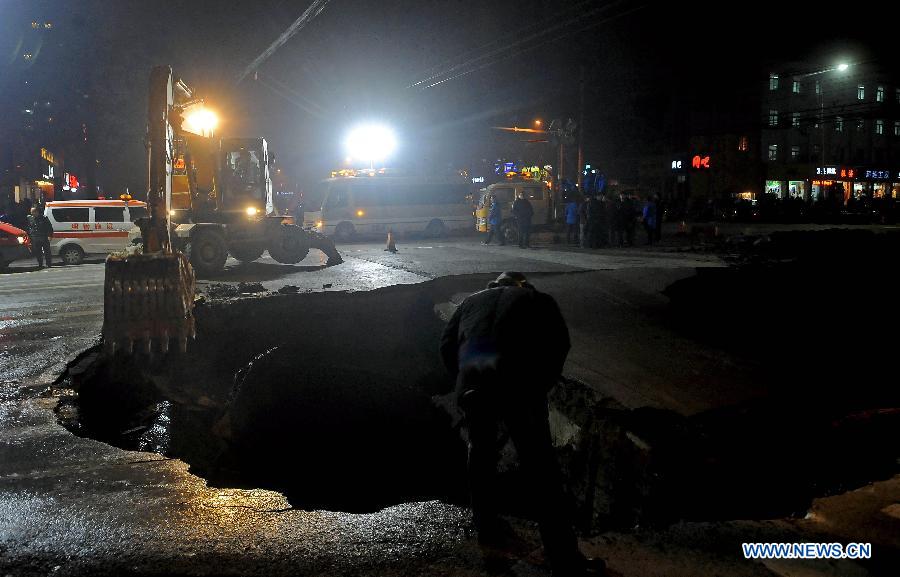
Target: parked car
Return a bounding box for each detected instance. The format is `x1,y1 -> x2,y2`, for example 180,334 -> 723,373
44,199 -> 148,265
0,221 -> 31,270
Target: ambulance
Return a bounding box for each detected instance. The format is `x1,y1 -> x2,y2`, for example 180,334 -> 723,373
44,200 -> 148,265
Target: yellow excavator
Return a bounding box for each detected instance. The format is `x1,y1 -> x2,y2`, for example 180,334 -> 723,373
103,65 -> 341,355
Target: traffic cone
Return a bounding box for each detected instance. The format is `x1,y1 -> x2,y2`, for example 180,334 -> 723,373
384,229 -> 398,253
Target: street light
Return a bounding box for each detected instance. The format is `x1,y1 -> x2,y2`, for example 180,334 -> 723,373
345,124 -> 397,169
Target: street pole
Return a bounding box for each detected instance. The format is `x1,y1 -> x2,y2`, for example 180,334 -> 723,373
577,64 -> 585,189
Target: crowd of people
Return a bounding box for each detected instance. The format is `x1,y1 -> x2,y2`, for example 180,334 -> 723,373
481,191 -> 664,250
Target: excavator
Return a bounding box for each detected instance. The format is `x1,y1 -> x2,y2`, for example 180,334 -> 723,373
103,65 -> 341,354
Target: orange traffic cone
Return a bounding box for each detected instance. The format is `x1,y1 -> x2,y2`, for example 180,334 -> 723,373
384,229 -> 398,253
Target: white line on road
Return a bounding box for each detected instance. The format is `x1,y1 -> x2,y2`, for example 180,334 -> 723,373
0,282 -> 103,295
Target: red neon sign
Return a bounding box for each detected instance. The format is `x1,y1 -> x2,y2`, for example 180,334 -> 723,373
692,155 -> 711,169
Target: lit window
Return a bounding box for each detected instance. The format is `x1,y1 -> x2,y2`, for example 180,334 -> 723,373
792,80 -> 800,93
835,117 -> 843,132
857,85 -> 865,100
895,121 -> 900,136
769,74 -> 779,91
876,119 -> 884,134
791,146 -> 800,161
815,80 -> 821,95
896,88 -> 900,103
738,136 -> 749,152
877,86 -> 884,102
768,144 -> 778,161
769,109 -> 778,127
792,113 -> 800,127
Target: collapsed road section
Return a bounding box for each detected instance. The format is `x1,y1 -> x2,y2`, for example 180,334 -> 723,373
55,256 -> 900,533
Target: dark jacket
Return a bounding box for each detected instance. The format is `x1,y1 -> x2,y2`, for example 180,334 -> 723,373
440,286 -> 570,399
27,214 -> 54,240
511,198 -> 534,222
488,200 -> 502,226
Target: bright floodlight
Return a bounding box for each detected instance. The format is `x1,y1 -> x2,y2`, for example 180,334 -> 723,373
185,108 -> 218,135
837,62 -> 849,72
345,124 -> 396,165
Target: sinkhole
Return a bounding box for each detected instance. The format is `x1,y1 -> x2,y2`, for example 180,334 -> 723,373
54,258 -> 900,530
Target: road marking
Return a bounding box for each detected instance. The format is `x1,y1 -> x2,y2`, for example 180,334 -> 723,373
0,282 -> 103,295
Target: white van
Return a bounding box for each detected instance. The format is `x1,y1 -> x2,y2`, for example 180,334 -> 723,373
44,200 -> 148,265
475,180 -> 552,241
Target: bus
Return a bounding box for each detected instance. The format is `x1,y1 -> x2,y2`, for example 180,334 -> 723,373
305,174 -> 473,241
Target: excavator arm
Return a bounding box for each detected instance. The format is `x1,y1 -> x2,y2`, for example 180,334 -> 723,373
102,65 -> 196,355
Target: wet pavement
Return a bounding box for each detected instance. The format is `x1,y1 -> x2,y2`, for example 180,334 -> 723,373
2,234 -> 899,576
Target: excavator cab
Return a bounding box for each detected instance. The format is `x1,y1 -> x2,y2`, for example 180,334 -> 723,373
219,138 -> 273,219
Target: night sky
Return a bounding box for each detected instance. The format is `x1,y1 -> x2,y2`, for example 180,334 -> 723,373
2,0 -> 894,194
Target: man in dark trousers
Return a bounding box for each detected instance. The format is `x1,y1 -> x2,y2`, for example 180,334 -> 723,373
440,272 -> 604,577
511,192 -> 534,248
27,206 -> 54,268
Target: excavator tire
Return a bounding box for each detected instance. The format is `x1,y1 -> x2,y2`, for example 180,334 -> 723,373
268,225 -> 310,264
188,229 -> 228,276
306,229 -> 343,266
229,242 -> 266,263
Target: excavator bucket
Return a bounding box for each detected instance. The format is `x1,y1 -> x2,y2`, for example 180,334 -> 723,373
103,252 -> 196,355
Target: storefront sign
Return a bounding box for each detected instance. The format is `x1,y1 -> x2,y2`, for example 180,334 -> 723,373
838,168 -> 856,179
863,169 -> 891,180
62,172 -> 79,192
671,160 -> 683,170
471,176 -> 485,184
40,147 -> 56,180
815,166 -> 838,176
691,155 -> 711,169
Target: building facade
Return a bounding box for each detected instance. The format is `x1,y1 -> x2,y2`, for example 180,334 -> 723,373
762,61 -> 900,205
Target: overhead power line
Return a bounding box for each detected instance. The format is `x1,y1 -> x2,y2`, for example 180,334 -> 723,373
236,0 -> 331,84
407,0 -> 646,91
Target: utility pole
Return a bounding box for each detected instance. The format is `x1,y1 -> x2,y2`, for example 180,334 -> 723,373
577,63 -> 585,189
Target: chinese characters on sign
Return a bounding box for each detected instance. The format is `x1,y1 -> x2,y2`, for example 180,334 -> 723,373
864,169 -> 891,180
671,160 -> 682,170
70,223 -> 115,230
816,166 -> 838,176
691,155 -> 711,169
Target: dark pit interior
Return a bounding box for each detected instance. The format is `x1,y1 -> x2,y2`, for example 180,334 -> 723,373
55,237 -> 900,527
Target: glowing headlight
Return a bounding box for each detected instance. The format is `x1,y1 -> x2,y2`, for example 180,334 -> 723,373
315,221 -> 323,228
245,206 -> 259,216
17,236 -> 26,244
356,209 -> 365,217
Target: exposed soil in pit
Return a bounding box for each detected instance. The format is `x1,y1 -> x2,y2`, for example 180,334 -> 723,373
54,256 -> 900,531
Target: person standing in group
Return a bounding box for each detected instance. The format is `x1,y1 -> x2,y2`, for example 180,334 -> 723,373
642,195 -> 657,245
482,195 -> 505,245
608,195 -> 622,246
511,191 -> 534,248
620,193 -> 637,247
654,195 -> 664,243
27,206 -> 54,268
588,195 -> 607,248
578,196 -> 591,249
564,196 -> 579,245
440,271 -> 605,577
